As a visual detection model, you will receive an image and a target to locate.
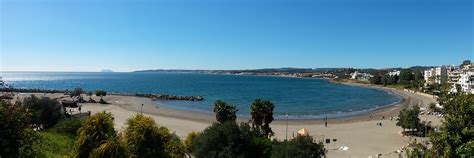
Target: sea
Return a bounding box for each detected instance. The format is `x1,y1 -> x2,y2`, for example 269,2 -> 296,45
0,72 -> 401,119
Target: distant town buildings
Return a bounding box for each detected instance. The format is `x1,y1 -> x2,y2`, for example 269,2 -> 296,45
424,65 -> 448,85
387,70 -> 400,76
425,62 -> 474,94
457,71 -> 474,94
350,71 -> 373,81
447,65 -> 462,84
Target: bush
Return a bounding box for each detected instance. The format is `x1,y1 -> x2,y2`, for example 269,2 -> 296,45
271,135 -> 326,158
22,95 -> 63,128
165,133 -> 186,158
95,90 -> 107,98
123,114 -> 182,157
0,101 -> 40,157
193,122 -> 249,157
72,112 -> 116,158
396,106 -> 423,135
70,88 -> 84,98
192,122 -> 270,158
49,118 -> 82,135
36,131 -> 75,158
184,131 -> 200,156
90,136 -> 128,158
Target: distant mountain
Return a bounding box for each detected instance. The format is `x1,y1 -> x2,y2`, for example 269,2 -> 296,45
134,68 -> 352,73
408,66 -> 436,70
134,66 -> 433,74
100,69 -> 114,72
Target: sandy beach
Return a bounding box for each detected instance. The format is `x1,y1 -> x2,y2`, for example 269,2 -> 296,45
7,84 -> 438,158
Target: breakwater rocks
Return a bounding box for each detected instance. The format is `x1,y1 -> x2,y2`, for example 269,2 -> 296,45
136,93 -> 204,101
0,88 -> 66,93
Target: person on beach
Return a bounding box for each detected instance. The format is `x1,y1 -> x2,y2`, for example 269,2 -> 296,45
324,116 -> 328,127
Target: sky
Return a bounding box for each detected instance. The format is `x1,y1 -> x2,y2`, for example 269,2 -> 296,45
0,0 -> 472,72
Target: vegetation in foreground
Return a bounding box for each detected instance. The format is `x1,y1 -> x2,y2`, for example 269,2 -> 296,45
396,86 -> 474,157
37,131 -> 75,158
1,83 -> 472,157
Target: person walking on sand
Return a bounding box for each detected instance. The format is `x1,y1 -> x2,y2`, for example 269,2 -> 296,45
324,116 -> 328,127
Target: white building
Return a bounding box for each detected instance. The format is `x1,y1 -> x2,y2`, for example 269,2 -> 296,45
447,65 -> 462,84
424,66 -> 448,85
350,71 -> 373,81
388,70 -> 400,76
458,72 -> 474,94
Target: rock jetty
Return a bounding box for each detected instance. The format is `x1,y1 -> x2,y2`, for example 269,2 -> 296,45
136,93 -> 204,101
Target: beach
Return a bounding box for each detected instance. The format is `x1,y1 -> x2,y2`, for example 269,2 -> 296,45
8,84 -> 438,158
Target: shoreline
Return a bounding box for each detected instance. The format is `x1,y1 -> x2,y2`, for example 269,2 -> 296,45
2,80 -> 436,125
149,81 -> 411,124
3,83 -> 439,157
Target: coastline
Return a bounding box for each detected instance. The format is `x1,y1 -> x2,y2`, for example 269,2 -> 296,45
3,83 -> 439,157
2,79 -> 436,125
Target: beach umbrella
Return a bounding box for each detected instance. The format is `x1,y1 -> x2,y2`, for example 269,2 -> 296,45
297,128 -> 309,136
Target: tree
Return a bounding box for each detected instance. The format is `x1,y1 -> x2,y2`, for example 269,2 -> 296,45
461,60 -> 471,67
399,69 -> 414,84
165,133 -> 186,158
192,122 -> 255,158
95,90 -> 107,104
381,75 -> 390,86
404,142 -> 431,158
240,122 -> 272,158
271,135 -> 326,158
123,114 -> 182,158
413,70 -> 423,83
430,93 -> 473,157
370,74 -> 382,84
250,99 -> 275,138
0,101 -> 40,157
396,106 -> 422,135
50,118 -> 83,135
90,136 -> 128,158
70,88 -> 84,101
72,112 -> 116,158
22,95 -> 63,128
213,100 -> 238,123
389,75 -> 399,85
184,131 -> 200,156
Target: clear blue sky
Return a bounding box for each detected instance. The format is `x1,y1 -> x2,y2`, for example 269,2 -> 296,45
1,0 -> 472,72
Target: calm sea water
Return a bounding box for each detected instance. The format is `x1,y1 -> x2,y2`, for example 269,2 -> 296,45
1,72 -> 400,119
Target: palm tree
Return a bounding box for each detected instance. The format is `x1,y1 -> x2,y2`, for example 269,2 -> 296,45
213,100 -> 238,123
250,99 -> 275,138
90,137 -> 128,158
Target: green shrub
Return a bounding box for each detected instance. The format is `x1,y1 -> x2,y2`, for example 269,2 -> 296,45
22,95 -> 63,128
72,112 -> 116,158
0,101 -> 40,157
271,135 -> 326,158
123,114 -> 183,157
36,131 -> 75,158
50,118 -> 82,135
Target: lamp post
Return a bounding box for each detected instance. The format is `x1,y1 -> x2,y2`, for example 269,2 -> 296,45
286,112 -> 289,141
